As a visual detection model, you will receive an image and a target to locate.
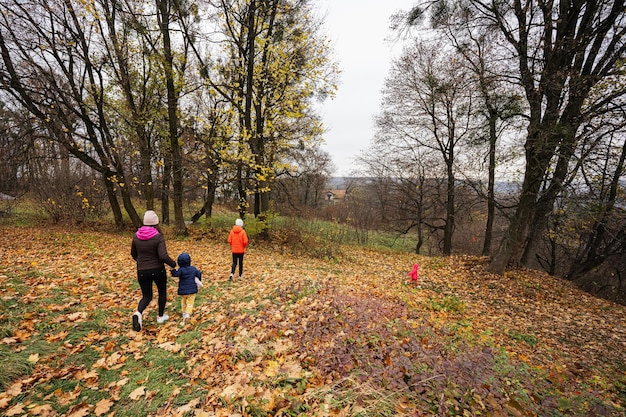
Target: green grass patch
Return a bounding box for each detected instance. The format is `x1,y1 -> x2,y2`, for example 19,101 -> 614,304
507,329 -> 539,346
427,295 -> 466,313
191,214 -> 423,258
0,348 -> 34,389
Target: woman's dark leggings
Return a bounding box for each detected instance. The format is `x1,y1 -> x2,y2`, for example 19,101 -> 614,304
231,253 -> 244,276
137,268 -> 167,316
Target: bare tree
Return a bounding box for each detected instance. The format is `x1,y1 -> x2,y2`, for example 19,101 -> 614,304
97,0 -> 166,212
155,0 -> 192,235
566,110 -> 626,282
449,28 -> 524,256
272,145 -> 334,215
402,0 -> 626,274
357,142 -> 440,254
0,0 -> 140,228
375,38 -> 476,255
0,102 -> 32,198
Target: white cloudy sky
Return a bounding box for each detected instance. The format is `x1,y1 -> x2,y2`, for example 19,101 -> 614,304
313,0 -> 416,176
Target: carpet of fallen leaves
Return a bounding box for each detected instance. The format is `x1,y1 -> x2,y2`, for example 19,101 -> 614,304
0,224 -> 625,416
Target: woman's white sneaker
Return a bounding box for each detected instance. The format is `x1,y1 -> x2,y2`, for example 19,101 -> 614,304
132,312 -> 142,331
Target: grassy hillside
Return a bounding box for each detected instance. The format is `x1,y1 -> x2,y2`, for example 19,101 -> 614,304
0,223 -> 624,416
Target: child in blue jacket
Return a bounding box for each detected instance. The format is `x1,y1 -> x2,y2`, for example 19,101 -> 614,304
170,252 -> 202,323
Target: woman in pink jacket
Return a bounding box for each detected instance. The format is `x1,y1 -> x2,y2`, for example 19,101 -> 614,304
228,218 -> 249,280
130,210 -> 176,331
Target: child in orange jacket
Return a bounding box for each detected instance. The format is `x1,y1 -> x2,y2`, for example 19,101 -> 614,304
228,218 -> 249,280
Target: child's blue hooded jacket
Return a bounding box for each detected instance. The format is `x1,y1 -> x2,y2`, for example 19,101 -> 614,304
171,252 -> 202,295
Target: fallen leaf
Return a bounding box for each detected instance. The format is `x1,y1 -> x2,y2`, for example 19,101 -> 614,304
158,341 -> 182,353
29,404 -> 55,416
75,369 -> 97,379
46,331 -> 69,342
5,382 -> 23,397
176,398 -> 200,414
264,360 -> 279,377
66,402 -> 91,417
5,403 -> 25,416
128,386 -> 146,400
94,398 -> 114,416
66,312 -> 87,322
0,396 -> 11,408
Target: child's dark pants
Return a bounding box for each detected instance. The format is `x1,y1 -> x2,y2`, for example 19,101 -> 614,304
231,253 -> 244,276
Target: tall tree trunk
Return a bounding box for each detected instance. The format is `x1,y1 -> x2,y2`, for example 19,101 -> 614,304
103,5 -> 155,210
482,113 -> 497,256
521,118 -> 580,266
102,171 -> 125,228
161,152 -> 171,225
567,134 -> 626,278
443,160 -> 455,255
241,0 -> 257,219
488,127 -> 551,273
252,0 -> 278,217
157,0 -> 186,235
237,162 -> 247,220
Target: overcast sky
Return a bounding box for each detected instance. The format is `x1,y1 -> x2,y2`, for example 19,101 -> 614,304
313,0 -> 416,176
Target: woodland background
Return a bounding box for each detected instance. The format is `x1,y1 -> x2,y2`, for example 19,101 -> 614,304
1,0 -> 625,304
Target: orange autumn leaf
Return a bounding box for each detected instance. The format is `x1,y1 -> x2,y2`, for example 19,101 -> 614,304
66,402 -> 91,417
0,397 -> 11,409
46,331 -> 69,342
128,386 -> 146,400
5,403 -> 25,416
158,341 -> 182,353
29,404 -> 55,416
5,382 -> 23,397
94,398 -> 114,416
55,385 -> 82,406
74,369 -> 99,382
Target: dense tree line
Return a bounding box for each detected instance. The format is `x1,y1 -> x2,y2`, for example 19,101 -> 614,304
356,0 -> 625,301
0,0 -> 337,232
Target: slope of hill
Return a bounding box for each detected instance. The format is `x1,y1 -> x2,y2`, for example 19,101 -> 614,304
0,225 -> 624,416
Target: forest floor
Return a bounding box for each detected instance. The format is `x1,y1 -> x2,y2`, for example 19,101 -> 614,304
0,224 -> 625,416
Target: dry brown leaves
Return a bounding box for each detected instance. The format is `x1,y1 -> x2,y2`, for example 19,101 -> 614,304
0,225 -> 625,416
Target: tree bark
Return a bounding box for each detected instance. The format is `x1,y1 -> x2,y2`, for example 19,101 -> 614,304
157,0 -> 186,235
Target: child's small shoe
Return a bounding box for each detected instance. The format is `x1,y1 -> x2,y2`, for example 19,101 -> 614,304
132,312 -> 142,331
229,273 -> 233,281
157,314 -> 169,324
238,275 -> 243,280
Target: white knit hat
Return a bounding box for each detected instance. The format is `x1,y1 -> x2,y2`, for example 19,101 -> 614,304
235,218 -> 244,227
143,210 -> 159,225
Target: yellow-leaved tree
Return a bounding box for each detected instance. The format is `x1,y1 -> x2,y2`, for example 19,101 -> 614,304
189,0 -> 339,220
